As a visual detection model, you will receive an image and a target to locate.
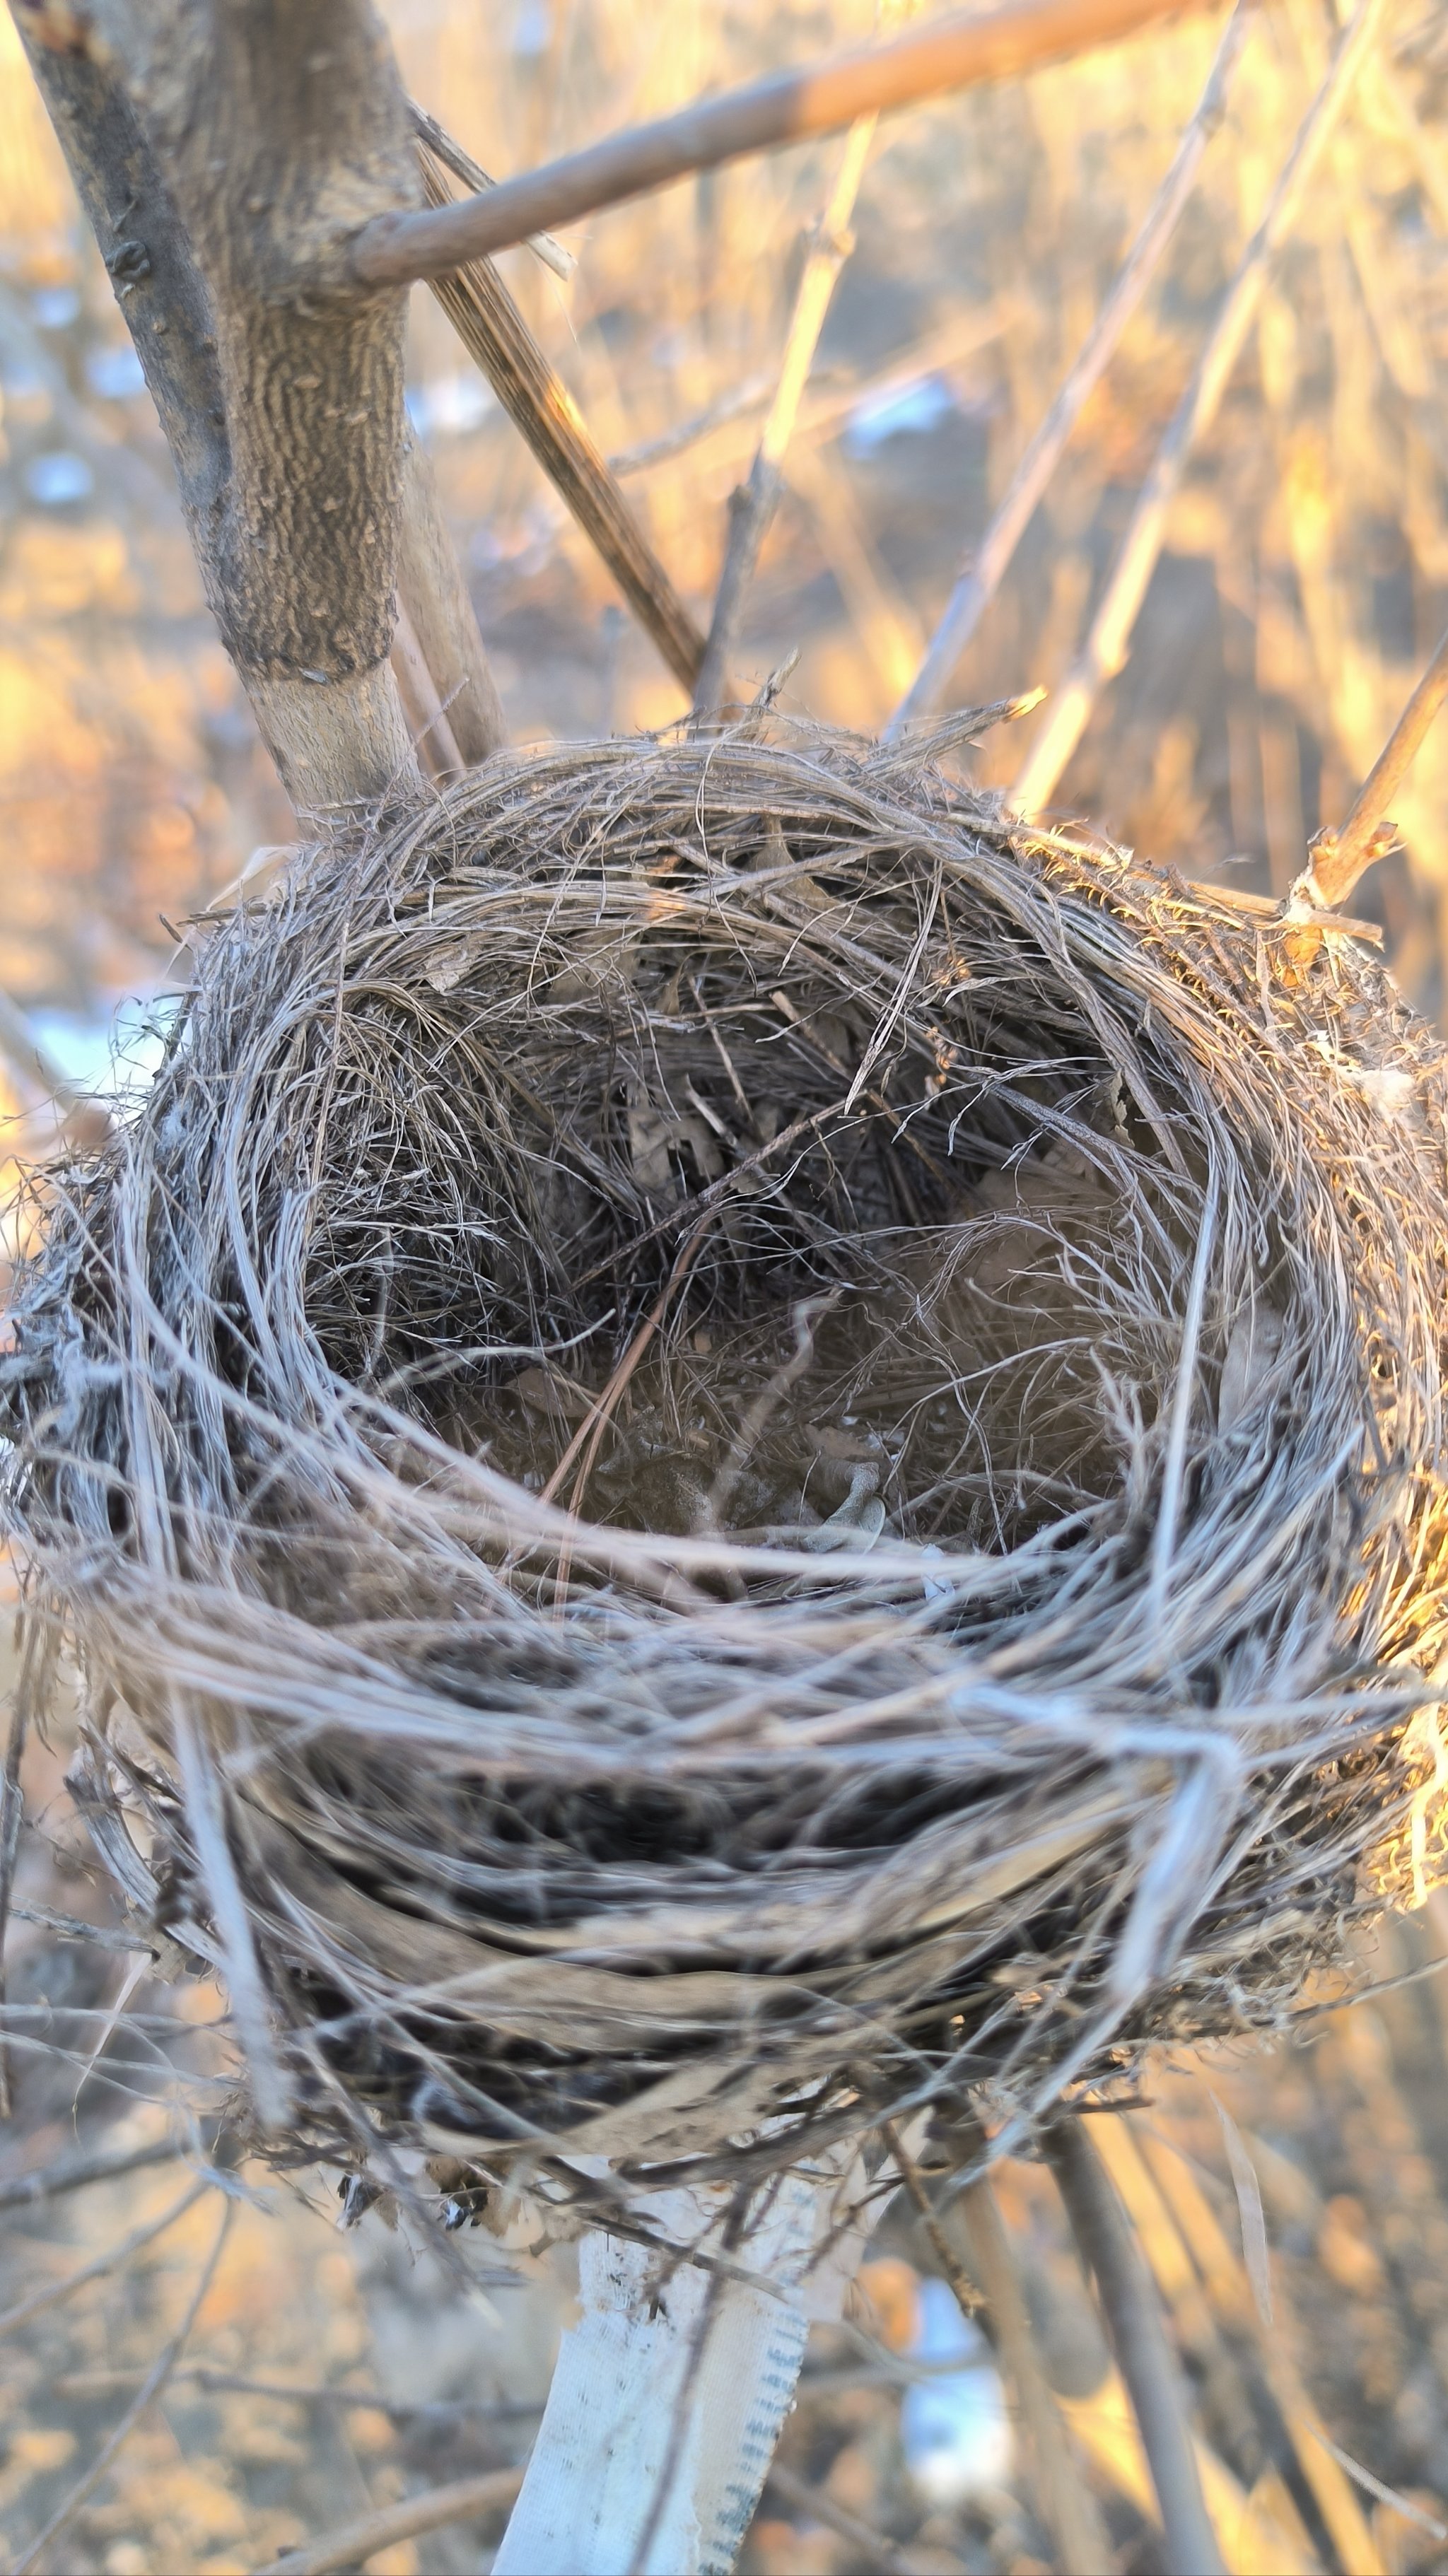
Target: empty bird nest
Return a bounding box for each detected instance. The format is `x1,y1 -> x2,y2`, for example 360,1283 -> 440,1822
5,717 -> 1448,2207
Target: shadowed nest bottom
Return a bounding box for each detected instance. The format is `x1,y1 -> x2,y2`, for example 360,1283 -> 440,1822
5,720 -> 1448,2198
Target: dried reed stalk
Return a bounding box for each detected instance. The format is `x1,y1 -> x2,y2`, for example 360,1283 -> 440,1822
954,2163 -> 1114,2570
1047,2118 -> 1224,2575
694,111 -> 879,711
1139,2128 -> 1387,2573
417,144 -> 706,692
888,0 -> 1251,736
1011,0 -> 1386,816
1307,619 -> 1448,906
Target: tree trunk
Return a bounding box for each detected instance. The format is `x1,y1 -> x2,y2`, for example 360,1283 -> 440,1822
11,0 -> 478,812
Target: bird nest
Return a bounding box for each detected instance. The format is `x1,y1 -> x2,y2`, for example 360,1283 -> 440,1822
5,721 -> 1448,2203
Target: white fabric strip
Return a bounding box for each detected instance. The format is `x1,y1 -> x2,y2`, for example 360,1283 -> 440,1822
493,2160 -> 868,2576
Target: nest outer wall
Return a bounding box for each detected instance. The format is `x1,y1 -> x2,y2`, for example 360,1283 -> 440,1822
5,719 -> 1448,2205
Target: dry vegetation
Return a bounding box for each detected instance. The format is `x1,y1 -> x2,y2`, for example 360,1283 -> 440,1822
2,0 -> 1448,2570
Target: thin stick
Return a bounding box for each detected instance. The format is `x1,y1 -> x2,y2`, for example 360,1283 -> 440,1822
50,2364 -> 540,2419
252,2469 -> 526,2576
955,2170 -> 1114,2573
13,2198 -> 231,2576
1306,620 -> 1448,906
1010,0 -> 1385,817
352,0 -> 1220,286
1046,2119 -> 1225,2576
1147,1162 -> 1218,1632
609,296 -> 1013,479
416,144 -> 707,694
390,599 -> 466,780
882,2119 -> 984,2311
541,1212 -> 718,1513
410,100 -> 575,279
887,0 -> 1251,736
694,113 -> 879,714
0,2133 -> 183,2215
0,2177 -> 211,2341
395,435 -> 507,768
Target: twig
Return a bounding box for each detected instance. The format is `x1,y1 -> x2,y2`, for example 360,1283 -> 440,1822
541,1211 -> 718,1514
766,2457 -> 958,2574
390,598 -> 466,780
1304,620 -> 1448,906
52,2363 -> 547,2420
0,2132 -> 182,2213
888,0 -> 1251,734
13,2195 -> 231,2576
1147,1162 -> 1218,1631
1010,0 -> 1386,816
954,2164 -> 1114,2573
609,298 -> 1013,479
1046,2119 -> 1225,2576
252,2469 -> 525,2576
693,112 -> 879,713
409,100 -> 575,277
0,2177 -> 211,2340
882,2119 -> 986,2314
416,143 -> 707,694
1309,2432 -> 1448,2542
351,0 -> 1222,286
395,435 -> 507,768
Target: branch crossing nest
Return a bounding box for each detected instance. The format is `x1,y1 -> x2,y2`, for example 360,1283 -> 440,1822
6,722 -> 1448,2192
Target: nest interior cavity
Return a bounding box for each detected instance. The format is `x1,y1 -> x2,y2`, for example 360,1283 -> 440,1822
6,721 -> 1448,2192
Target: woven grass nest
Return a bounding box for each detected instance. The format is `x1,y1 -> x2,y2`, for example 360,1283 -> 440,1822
6,718 -> 1448,2203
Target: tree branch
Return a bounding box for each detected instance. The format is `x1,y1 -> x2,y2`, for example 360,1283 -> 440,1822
351,0 -> 1218,286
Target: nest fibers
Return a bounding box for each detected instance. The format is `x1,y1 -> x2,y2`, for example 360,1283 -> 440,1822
5,723 -> 1448,2197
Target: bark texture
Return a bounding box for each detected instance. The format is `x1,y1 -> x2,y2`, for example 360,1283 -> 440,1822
13,0 -> 452,809
124,0 -> 419,684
